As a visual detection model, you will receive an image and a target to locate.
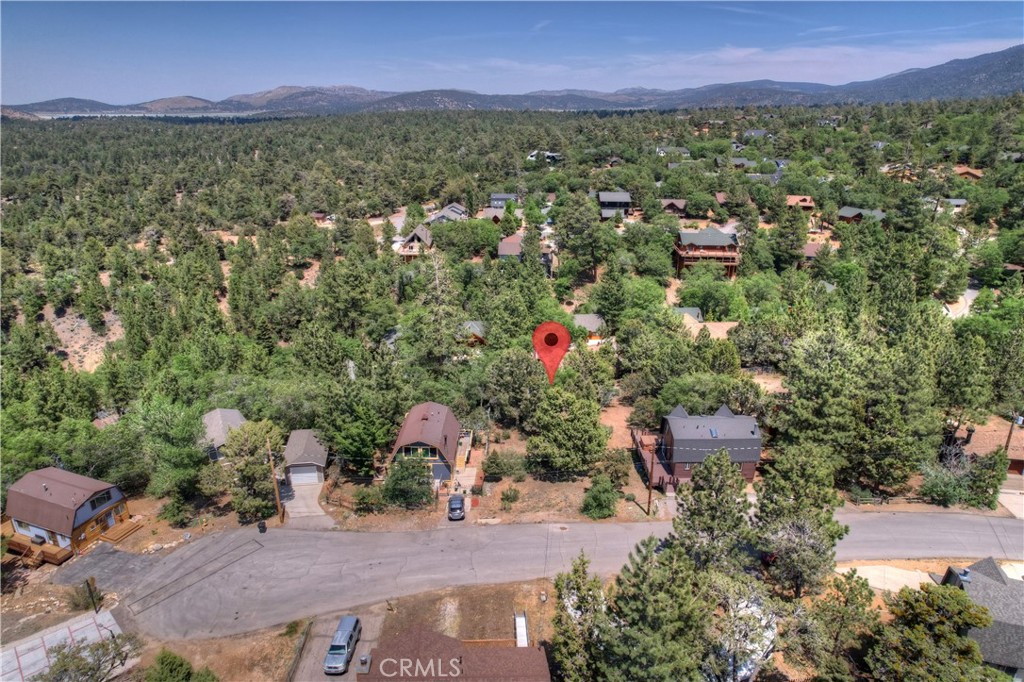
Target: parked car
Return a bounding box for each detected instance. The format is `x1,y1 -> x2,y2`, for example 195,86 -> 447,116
447,494 -> 465,521
323,615 -> 361,675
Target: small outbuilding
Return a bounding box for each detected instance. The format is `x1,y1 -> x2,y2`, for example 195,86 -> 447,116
283,430 -> 328,485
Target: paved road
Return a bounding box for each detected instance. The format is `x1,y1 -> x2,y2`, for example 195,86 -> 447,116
61,510 -> 1021,640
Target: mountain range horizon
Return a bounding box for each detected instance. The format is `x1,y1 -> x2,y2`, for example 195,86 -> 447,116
4,44 -> 1022,119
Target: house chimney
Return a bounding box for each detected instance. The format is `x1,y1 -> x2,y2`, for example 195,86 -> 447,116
960,568 -> 972,583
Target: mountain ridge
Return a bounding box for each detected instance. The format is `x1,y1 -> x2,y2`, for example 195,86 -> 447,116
6,44 -> 1022,117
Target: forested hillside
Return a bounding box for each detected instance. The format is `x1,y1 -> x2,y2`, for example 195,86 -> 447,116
1,97 -> 1022,524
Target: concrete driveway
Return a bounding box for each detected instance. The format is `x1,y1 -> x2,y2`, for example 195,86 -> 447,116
75,510 -> 1021,640
291,603 -> 386,681
837,565 -> 934,592
282,484 -> 336,531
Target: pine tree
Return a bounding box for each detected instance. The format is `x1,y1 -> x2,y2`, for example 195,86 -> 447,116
866,584 -> 998,682
779,325 -> 866,467
755,444 -> 847,544
526,388 -> 608,479
601,537 -> 713,681
786,569 -> 880,680
591,263 -> 627,334
551,552 -> 609,682
673,450 -> 752,571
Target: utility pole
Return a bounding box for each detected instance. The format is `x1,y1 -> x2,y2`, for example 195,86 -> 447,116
268,437 -> 283,522
1006,413 -> 1021,453
646,447 -> 654,517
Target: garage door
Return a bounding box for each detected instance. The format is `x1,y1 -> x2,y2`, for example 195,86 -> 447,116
288,465 -> 322,486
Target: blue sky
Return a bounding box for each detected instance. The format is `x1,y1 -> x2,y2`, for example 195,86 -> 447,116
2,2 -> 1021,104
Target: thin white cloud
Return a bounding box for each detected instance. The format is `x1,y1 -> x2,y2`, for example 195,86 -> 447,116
365,38 -> 1022,93
531,19 -> 552,33
799,25 -> 844,36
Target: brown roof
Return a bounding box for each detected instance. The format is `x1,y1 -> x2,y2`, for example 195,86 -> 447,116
391,402 -> 461,463
498,233 -> 523,257
5,467 -> 117,536
786,195 -> 815,209
357,627 -> 550,682
957,416 -> 1024,463
803,242 -> 826,258
954,164 -> 984,179
661,198 -> 688,211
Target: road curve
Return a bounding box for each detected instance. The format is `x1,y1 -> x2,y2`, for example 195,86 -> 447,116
62,511 -> 1021,640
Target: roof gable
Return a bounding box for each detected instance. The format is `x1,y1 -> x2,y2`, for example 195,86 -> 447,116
283,429 -> 328,468
203,408 -> 247,449
662,406 -> 762,464
404,224 -> 433,247
942,558 -> 1024,669
6,467 -> 117,536
392,402 -> 462,463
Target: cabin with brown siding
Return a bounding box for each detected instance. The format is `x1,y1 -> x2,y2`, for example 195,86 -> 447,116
5,468 -> 130,558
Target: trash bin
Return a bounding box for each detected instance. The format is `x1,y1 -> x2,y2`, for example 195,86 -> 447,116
257,520 -> 267,534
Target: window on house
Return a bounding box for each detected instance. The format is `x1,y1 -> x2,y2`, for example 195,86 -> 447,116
89,491 -> 112,511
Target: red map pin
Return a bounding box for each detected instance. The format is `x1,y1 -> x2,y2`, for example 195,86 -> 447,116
532,321 -> 571,385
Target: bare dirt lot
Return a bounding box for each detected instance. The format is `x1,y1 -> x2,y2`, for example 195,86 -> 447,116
114,494 -> 246,555
0,565 -> 89,643
139,620 -> 303,682
379,579 -> 557,647
39,304 -> 124,372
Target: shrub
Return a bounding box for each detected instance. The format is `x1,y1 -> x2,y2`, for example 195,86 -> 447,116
964,449 -> 1009,509
847,485 -> 874,505
482,450 -> 526,481
353,486 -> 386,515
281,620 -> 303,637
158,496 -> 194,528
501,486 -> 521,511
68,582 -> 103,611
580,475 -> 618,519
382,458 -> 433,509
145,648 -> 220,682
920,449 -> 1009,509
597,449 -> 633,490
624,493 -> 636,503
919,465 -> 963,507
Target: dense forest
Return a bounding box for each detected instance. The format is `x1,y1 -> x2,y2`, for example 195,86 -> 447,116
3,95 -> 1023,682
1,97 -> 1022,524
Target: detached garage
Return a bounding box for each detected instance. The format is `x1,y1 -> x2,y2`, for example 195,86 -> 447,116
284,430 -> 328,486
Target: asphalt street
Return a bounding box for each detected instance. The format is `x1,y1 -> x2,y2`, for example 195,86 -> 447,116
59,510 -> 1021,640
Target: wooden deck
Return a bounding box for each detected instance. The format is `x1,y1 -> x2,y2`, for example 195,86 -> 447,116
100,520 -> 141,544
632,429 -> 678,494
4,533 -> 74,567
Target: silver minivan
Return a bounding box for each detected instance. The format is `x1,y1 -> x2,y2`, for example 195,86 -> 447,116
323,615 -> 362,675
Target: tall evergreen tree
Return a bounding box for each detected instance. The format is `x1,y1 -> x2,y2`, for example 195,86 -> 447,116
673,450 -> 752,571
